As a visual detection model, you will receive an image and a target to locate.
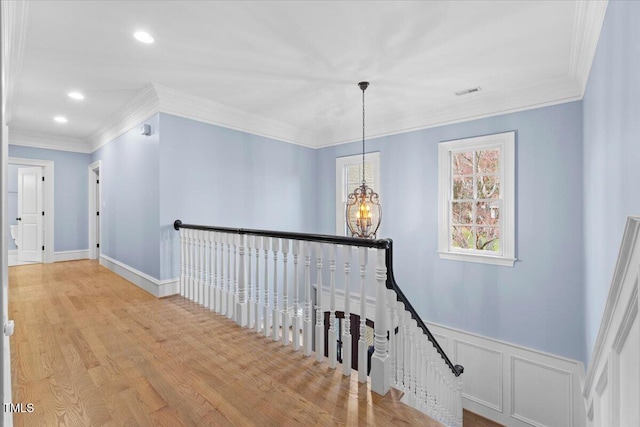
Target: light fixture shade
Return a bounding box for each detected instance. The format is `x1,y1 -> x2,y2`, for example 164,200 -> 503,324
346,182 -> 381,238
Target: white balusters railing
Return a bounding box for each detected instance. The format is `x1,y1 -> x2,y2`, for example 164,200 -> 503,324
174,220 -> 463,427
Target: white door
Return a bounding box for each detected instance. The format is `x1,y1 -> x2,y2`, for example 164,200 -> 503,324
17,167 -> 43,262
95,173 -> 100,257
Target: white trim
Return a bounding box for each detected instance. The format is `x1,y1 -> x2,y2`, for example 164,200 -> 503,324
8,157 -> 54,264
335,152 -> 381,237
155,84 -> 316,148
88,161 -> 101,260
584,216 -> 640,394
437,131 -> 515,267
53,250 -> 89,263
9,128 -> 90,153
569,0 -> 609,95
427,321 -> 586,427
87,84 -> 159,152
99,254 -> 179,298
1,0 -> 28,124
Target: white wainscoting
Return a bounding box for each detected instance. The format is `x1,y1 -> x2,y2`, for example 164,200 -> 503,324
584,216 -> 640,427
100,254 -> 179,298
426,322 -> 586,427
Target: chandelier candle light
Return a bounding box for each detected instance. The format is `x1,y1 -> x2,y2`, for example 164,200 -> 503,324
345,81 -> 381,239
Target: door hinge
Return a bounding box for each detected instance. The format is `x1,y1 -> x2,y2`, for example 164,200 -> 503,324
97,179 -> 100,184
42,211 -> 44,216
97,211 -> 100,216
42,246 -> 45,251
97,243 -> 100,248
42,177 -> 45,182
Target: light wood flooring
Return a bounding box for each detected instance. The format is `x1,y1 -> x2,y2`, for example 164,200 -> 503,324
9,260 -> 501,426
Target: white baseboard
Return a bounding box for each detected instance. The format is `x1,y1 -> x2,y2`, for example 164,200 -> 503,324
99,254 -> 179,298
54,249 -> 89,262
8,249 -> 39,266
426,322 -> 586,427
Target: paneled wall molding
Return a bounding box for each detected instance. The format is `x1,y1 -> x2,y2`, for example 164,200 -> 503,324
569,0 -> 610,93
9,128 -> 91,153
427,322 -> 586,427
100,254 -> 179,298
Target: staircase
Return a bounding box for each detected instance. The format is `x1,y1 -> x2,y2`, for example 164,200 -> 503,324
174,220 -> 464,427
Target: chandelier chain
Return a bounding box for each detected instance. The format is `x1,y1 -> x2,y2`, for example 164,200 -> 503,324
362,85 -> 365,185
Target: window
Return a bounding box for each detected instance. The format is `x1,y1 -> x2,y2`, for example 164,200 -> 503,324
438,132 -> 515,266
336,152 -> 380,236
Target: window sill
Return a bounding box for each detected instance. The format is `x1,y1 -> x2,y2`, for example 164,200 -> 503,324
438,251 -> 516,267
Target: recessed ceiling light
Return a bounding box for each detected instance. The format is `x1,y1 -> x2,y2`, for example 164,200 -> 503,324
54,116 -> 68,124
134,31 -> 154,44
68,91 -> 84,100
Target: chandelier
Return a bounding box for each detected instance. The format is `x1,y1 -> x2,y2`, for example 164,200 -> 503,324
345,81 -> 381,239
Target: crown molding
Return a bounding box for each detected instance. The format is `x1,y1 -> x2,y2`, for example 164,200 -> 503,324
87,84 -> 159,152
569,0 -> 609,95
9,128 -> 90,153
1,0 -> 29,123
316,74 -> 583,148
154,84 -> 316,148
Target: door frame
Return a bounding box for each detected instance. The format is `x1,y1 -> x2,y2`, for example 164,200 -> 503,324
88,160 -> 101,260
8,157 -> 54,263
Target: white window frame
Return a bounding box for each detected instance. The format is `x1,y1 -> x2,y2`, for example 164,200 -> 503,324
438,131 -> 515,266
335,152 -> 380,236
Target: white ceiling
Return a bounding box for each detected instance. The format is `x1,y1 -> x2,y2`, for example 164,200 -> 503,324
5,1 -> 607,150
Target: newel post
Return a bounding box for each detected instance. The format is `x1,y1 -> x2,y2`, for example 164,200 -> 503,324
371,247 -> 390,395
236,233 -> 248,327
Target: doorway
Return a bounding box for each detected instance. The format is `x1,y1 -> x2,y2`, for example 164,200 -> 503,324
7,158 -> 54,266
88,160 -> 101,260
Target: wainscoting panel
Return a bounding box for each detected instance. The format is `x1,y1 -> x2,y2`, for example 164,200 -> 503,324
454,340 -> 502,412
511,357 -> 573,427
427,322 -> 586,427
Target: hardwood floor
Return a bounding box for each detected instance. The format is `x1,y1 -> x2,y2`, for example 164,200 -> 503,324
10,260 -> 442,426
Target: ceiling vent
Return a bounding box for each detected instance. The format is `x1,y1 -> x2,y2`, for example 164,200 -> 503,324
455,86 -> 482,96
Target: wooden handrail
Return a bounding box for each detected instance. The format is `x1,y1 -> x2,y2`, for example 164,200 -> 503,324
173,219 -> 462,377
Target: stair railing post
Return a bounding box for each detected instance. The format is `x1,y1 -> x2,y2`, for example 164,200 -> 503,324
271,237 -> 280,342
228,234 -> 237,320
292,240 -> 301,351
370,247 -> 390,395
214,232 -> 221,313
328,244 -> 337,369
357,247 -> 368,383
303,241 -> 313,356
247,234 -> 253,327
315,242 -> 324,363
254,235 -> 262,333
188,229 -> 194,301
208,231 -> 215,310
236,233 -> 248,327
263,236 -> 270,338
281,239 -> 290,346
179,228 -> 185,297
342,245 -> 352,376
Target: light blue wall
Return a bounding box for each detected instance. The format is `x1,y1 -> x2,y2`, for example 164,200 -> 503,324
317,102 -> 586,362
582,0 -> 640,363
91,114 -> 161,279
8,145 -> 90,252
158,113 -> 317,281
